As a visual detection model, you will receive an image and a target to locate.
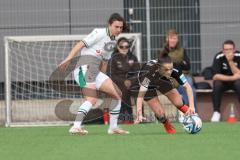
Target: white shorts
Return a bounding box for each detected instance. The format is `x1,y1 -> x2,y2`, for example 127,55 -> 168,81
74,66 -> 109,90
95,72 -> 110,89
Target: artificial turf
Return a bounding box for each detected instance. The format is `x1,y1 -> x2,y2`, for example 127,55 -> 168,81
0,122 -> 239,160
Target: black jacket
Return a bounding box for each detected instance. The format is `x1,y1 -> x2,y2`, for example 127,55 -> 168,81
107,52 -> 140,87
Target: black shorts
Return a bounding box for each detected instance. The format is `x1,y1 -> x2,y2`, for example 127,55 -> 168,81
143,78 -> 174,101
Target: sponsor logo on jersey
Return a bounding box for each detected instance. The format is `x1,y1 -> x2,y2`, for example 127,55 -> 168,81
222,63 -> 228,70
96,49 -> 101,55
142,77 -> 150,87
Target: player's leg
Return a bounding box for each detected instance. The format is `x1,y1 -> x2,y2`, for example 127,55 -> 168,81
69,83 -> 98,135
156,77 -> 189,115
211,80 -> 225,122
70,65 -> 99,135
233,80 -> 240,103
97,72 -> 129,134
146,96 -> 176,134
165,89 -> 189,114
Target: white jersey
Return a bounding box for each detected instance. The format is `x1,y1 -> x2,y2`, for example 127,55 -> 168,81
81,28 -> 116,60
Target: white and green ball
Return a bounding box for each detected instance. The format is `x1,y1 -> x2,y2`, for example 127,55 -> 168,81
182,114 -> 202,134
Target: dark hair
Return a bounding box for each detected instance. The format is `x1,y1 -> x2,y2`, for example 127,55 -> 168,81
117,37 -> 129,46
114,37 -> 130,52
223,40 -> 235,49
166,29 -> 179,37
158,54 -> 173,66
108,13 -> 129,32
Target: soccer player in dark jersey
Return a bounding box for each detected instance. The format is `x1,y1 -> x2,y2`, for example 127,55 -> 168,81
135,54 -> 195,134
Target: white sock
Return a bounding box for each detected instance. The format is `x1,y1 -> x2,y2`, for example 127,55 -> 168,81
73,101 -> 92,128
109,100 -> 121,129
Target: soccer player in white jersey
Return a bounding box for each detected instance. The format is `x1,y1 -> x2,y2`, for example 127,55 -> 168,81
60,13 -> 129,135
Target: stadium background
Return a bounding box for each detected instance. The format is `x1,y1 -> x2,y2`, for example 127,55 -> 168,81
0,0 -> 240,125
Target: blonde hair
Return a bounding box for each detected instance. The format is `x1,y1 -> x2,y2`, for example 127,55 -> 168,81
164,29 -> 180,48
166,29 -> 178,37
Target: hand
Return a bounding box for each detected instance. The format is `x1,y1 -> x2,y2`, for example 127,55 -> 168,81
225,53 -> 234,62
134,110 -> 146,124
185,107 -> 195,116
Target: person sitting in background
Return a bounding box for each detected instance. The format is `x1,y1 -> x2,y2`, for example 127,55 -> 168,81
159,29 -> 197,122
107,37 -> 140,123
211,40 -> 240,122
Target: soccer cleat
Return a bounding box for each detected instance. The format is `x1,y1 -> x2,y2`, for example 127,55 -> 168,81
211,111 -> 221,122
163,120 -> 176,134
108,127 -> 130,135
69,126 -> 88,135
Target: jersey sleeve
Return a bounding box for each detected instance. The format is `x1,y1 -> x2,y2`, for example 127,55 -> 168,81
138,62 -> 153,88
81,28 -> 104,48
178,74 -> 187,85
172,69 -> 187,85
212,54 -> 222,75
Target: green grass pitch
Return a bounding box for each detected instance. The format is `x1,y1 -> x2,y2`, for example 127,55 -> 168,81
0,122 -> 239,160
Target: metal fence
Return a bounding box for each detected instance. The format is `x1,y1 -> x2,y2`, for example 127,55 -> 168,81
0,0 -> 240,98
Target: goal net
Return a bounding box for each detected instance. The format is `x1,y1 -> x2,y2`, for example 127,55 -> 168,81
4,33 -> 142,127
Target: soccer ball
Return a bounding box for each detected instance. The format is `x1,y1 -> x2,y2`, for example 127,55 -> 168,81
182,114 -> 202,134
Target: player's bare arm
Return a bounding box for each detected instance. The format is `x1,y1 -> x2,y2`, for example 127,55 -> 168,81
59,41 -> 86,71
182,82 -> 195,115
213,73 -> 240,81
134,85 -> 147,124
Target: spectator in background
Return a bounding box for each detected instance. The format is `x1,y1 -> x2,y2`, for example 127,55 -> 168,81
211,40 -> 240,122
159,29 -> 197,122
107,37 -> 140,123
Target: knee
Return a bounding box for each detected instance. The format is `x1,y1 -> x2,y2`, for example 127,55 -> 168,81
86,98 -> 97,106
234,79 -> 240,87
111,86 -> 122,100
233,80 -> 240,95
117,90 -> 122,99
213,80 -> 224,90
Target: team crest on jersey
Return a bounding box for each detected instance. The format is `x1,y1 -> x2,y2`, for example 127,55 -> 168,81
142,77 -> 150,87
104,41 -> 116,52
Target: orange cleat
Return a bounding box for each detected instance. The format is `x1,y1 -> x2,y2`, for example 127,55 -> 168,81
163,120 -> 176,134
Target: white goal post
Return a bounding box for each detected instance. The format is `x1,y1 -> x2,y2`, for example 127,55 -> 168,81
4,33 -> 142,127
